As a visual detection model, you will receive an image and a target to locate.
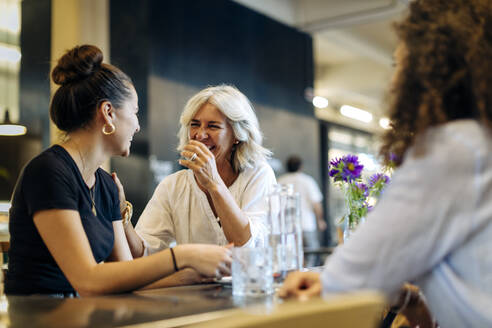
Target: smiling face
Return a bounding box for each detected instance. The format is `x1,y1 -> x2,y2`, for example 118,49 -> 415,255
189,102 -> 235,165
112,86 -> 140,157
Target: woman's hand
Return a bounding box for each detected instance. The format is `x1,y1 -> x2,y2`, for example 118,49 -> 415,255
166,268 -> 214,286
175,244 -> 232,279
278,271 -> 323,301
140,268 -> 215,290
111,172 -> 127,213
179,140 -> 224,190
317,219 -> 327,231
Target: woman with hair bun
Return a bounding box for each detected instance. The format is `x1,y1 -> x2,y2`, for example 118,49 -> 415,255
5,45 -> 231,296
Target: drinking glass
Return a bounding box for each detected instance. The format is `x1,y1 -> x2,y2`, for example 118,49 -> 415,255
232,247 -> 273,297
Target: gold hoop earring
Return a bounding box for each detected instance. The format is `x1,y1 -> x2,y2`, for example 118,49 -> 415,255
102,123 -> 116,135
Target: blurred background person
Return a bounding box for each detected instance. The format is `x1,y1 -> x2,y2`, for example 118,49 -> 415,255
280,0 -> 492,327
122,85 -> 276,260
278,155 -> 326,267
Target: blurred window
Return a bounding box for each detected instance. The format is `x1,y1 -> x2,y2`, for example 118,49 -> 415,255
0,0 -> 21,123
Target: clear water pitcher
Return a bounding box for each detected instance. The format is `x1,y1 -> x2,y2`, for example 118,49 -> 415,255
266,184 -> 303,284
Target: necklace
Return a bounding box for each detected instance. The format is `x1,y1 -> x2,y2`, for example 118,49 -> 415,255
70,140 -> 97,216
89,185 -> 97,216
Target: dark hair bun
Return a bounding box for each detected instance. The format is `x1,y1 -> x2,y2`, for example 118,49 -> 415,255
52,45 -> 103,85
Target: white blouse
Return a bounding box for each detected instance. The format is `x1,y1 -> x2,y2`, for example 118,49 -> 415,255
135,161 -> 277,253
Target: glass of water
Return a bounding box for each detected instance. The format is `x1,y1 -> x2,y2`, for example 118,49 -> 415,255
232,247 -> 273,297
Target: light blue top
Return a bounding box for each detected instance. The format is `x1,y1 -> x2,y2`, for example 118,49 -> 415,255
321,120 -> 492,327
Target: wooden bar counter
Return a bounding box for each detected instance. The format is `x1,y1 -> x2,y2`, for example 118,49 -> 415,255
0,283 -> 385,328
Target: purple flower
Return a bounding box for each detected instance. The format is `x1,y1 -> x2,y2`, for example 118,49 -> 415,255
341,155 -> 363,182
329,155 -> 364,182
368,173 -> 390,198
368,173 -> 390,188
385,152 -> 399,170
355,182 -> 369,198
329,153 -> 392,226
329,158 -> 342,167
329,157 -> 344,181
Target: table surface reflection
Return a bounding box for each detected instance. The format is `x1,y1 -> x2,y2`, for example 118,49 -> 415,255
0,283 -> 284,328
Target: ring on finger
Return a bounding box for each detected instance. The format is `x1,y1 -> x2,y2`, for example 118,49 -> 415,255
190,153 -> 197,161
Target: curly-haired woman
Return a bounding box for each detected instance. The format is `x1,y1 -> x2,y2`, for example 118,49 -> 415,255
280,1 -> 492,327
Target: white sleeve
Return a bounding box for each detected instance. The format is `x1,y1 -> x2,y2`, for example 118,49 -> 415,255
307,175 -> 323,204
321,131 -> 481,298
135,179 -> 176,254
239,163 -> 277,248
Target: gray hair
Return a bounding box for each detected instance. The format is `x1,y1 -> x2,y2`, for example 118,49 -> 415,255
177,85 -> 272,171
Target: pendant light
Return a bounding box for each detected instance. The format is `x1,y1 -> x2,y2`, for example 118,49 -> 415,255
0,108 -> 26,136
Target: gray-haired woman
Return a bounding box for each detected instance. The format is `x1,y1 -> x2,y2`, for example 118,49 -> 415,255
122,85 -> 276,278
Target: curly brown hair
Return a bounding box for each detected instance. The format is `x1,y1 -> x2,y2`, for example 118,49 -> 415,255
380,0 -> 492,166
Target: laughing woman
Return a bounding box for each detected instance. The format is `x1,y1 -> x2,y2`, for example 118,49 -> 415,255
122,85 -> 276,259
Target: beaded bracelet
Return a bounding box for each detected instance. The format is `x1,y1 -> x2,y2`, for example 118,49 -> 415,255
121,201 -> 133,227
170,247 -> 179,272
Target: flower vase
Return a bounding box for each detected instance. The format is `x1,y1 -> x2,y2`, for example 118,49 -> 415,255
343,214 -> 356,242
342,185 -> 355,242
342,213 -> 365,242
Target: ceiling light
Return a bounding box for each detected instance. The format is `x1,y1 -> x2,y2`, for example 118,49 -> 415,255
379,117 -> 391,129
0,1 -> 20,34
0,202 -> 11,213
0,43 -> 21,63
340,105 -> 373,123
0,109 -> 27,136
312,96 -> 329,109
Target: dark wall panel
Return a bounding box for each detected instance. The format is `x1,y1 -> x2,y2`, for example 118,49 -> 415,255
20,0 -> 51,148
110,0 -> 153,219
149,0 -> 314,117
110,0 -> 150,152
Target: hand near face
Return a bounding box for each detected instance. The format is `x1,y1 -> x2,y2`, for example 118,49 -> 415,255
278,271 -> 323,301
111,172 -> 127,213
179,140 -> 224,190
